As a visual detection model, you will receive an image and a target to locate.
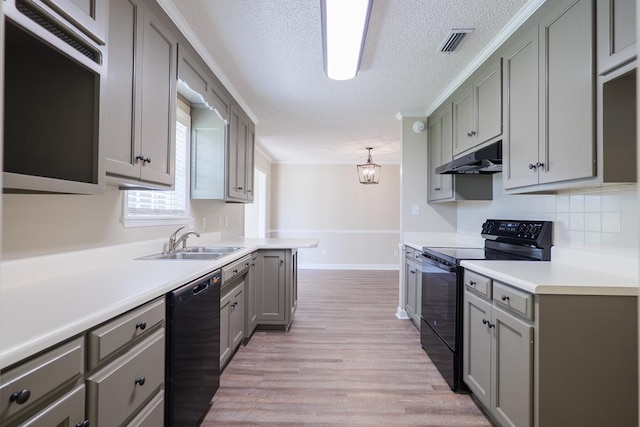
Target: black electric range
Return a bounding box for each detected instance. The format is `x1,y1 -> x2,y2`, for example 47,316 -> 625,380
419,219 -> 553,392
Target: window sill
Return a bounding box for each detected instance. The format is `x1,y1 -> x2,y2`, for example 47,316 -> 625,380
121,216 -> 191,228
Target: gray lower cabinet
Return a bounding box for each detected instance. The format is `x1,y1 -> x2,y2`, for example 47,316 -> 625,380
404,247 -> 422,328
464,289 -> 533,427
245,252 -> 259,339
463,269 -> 638,427
597,0 -> 636,75
503,0 -> 595,192
255,249 -> 297,330
105,0 -> 177,189
220,282 -> 245,369
87,329 -> 165,426
0,337 -> 86,427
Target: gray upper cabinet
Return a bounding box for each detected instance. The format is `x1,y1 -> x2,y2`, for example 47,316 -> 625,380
227,104 -> 255,203
504,0 -> 595,191
474,58 -> 502,145
453,58 -> 502,156
427,104 -> 454,202
597,0 -> 637,75
503,24 -> 541,189
452,84 -> 474,155
427,102 -> 493,203
541,0 -> 595,185
42,0 -> 107,44
105,0 -> 177,189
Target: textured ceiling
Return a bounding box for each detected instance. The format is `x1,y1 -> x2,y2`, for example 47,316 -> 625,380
163,0 -> 536,164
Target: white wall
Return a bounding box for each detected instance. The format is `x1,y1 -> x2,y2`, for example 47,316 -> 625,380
457,175 -> 640,256
270,163 -> 400,269
400,117 -> 457,233
1,188 -> 244,260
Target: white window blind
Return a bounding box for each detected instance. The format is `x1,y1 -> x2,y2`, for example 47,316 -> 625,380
123,107 -> 190,226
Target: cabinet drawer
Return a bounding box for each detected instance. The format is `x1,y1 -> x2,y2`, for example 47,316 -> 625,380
222,254 -> 251,285
493,281 -> 533,320
125,390 -> 164,427
0,337 -> 84,423
464,270 -> 492,298
20,384 -> 86,427
87,298 -> 165,370
406,247 -> 416,260
87,329 -> 165,427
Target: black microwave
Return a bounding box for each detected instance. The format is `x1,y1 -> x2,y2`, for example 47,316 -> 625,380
3,0 -> 106,193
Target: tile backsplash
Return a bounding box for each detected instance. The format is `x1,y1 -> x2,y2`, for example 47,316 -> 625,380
457,175 -> 639,256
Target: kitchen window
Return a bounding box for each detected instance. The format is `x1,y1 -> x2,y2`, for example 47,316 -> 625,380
122,105 -> 191,227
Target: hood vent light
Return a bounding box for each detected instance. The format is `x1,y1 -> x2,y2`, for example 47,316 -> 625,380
439,28 -> 474,53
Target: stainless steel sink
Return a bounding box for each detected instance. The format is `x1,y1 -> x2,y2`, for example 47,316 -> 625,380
181,246 -> 244,254
136,246 -> 243,260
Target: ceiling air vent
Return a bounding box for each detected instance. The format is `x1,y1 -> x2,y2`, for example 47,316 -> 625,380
439,28 -> 474,53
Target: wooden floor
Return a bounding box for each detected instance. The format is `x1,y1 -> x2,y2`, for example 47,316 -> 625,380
202,270 -> 491,426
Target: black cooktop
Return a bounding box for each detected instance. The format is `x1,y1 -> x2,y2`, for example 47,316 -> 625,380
422,246 -> 537,266
422,219 -> 554,264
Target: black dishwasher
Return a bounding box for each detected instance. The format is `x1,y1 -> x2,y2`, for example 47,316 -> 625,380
166,270 -> 221,426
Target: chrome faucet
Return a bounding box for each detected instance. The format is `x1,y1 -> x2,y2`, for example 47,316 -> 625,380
167,226 -> 201,252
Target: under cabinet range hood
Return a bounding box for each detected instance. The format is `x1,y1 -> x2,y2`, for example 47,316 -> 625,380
436,141 -> 503,174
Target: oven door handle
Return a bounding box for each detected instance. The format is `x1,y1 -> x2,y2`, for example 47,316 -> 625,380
421,255 -> 457,273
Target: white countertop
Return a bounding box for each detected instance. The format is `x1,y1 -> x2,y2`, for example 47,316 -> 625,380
461,260 -> 638,296
402,233 -> 638,297
0,236 -> 318,370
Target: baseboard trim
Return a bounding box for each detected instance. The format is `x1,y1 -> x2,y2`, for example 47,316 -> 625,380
298,264 -> 399,271
396,307 -> 410,320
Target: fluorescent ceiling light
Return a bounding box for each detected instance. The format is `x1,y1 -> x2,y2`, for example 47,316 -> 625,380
321,0 -> 373,80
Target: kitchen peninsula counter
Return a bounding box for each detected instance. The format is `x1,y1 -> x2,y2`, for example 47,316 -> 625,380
0,236 -> 318,370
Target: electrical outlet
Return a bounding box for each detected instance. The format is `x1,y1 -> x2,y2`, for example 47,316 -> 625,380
224,216 -> 229,227
393,249 -> 398,257
411,204 -> 420,215
202,217 -> 207,229
321,249 -> 327,256
218,217 -> 222,227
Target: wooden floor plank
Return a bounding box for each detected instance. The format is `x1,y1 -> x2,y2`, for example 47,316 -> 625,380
202,270 -> 490,426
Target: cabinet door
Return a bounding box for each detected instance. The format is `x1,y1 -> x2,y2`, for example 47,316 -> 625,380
138,8 -> 177,186
231,285 -> 245,350
427,105 -> 453,202
246,254 -> 258,337
597,0 -> 637,74
44,0 -> 107,43
245,124 -> 255,202
452,84 -> 475,155
503,25 -> 540,189
405,260 -> 417,319
539,0 -> 595,185
491,307 -> 533,427
104,0 -> 143,179
474,58 -> 502,144
438,106 -> 454,199
427,115 -> 442,202
20,384 -> 86,427
228,106 -> 246,200
220,292 -> 232,366
463,291 -> 492,409
255,250 -> 286,322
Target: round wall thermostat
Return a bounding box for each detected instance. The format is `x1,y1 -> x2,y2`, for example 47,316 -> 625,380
412,120 -> 425,133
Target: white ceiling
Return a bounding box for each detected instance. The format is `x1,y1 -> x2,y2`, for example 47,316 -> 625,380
162,0 -> 539,165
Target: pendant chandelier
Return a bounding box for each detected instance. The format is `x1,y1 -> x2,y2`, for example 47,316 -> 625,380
357,147 -> 381,184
